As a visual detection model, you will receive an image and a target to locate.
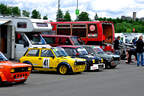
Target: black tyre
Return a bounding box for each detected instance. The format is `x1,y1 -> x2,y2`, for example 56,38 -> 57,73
105,63 -> 111,69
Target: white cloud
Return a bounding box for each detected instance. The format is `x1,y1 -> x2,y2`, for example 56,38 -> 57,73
0,0 -> 144,20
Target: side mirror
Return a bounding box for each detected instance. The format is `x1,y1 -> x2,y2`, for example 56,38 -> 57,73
76,53 -> 80,56
51,56 -> 55,59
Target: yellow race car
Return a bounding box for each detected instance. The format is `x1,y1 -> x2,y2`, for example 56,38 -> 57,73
20,47 -> 86,75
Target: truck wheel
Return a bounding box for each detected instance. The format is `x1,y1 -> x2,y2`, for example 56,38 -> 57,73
58,65 -> 69,75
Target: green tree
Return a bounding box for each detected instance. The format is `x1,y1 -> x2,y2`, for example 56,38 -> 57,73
6,7 -> 12,15
11,7 -> 21,16
43,15 -> 48,20
31,9 -> 41,19
56,9 -> 64,21
97,17 -> 103,21
64,11 -> 71,21
107,18 -> 112,21
22,10 -> 30,17
94,13 -> 98,20
0,4 -> 10,15
77,12 -> 90,21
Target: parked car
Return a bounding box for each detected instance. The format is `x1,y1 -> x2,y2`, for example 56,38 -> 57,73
59,45 -> 105,71
0,52 -> 31,85
83,46 -> 120,69
20,47 -> 86,75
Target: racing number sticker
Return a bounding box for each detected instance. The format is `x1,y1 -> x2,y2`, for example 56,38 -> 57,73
43,58 -> 50,68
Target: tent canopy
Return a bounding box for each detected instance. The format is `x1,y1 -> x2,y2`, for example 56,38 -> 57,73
0,19 -> 10,25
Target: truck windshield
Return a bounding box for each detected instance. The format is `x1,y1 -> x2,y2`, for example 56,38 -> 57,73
71,37 -> 80,45
26,33 -> 46,45
77,48 -> 88,55
71,37 -> 83,45
0,52 -> 8,61
52,48 -> 68,57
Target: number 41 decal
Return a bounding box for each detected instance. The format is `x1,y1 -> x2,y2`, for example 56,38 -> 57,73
43,58 -> 50,68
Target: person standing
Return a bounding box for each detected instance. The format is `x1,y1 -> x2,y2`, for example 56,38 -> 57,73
114,36 -> 121,55
132,37 -> 137,45
136,35 -> 144,67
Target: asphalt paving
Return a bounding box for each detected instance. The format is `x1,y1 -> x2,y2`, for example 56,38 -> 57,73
0,60 -> 144,96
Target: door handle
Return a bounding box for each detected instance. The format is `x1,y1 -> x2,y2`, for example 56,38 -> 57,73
38,58 -> 42,60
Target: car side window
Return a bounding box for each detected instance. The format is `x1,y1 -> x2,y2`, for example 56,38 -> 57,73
59,37 -> 65,45
41,49 -> 54,57
44,37 -> 55,44
64,48 -> 76,56
65,38 -> 71,45
27,49 -> 39,56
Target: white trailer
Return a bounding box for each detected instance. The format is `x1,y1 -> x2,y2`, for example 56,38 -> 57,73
0,17 -> 52,60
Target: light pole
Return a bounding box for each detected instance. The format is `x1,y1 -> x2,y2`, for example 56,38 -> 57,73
76,0 -> 79,20
58,0 -> 60,10
77,0 -> 78,9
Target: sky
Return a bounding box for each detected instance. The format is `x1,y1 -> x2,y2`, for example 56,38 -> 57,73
1,0 -> 144,21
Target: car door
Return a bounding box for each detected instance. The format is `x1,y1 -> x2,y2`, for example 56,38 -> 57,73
40,49 -> 55,69
25,49 -> 40,68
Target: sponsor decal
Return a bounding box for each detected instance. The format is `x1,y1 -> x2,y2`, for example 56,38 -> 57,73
90,25 -> 95,31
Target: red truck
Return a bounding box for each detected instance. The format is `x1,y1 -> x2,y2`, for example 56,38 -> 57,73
50,21 -> 115,52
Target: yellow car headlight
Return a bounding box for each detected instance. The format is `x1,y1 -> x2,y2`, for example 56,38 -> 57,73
10,69 -> 15,73
93,59 -> 95,63
28,67 -> 32,71
101,58 -> 103,63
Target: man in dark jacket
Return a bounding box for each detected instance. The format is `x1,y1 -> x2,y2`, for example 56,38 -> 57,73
114,36 -> 121,55
136,35 -> 144,66
126,48 -> 137,64
132,37 -> 137,45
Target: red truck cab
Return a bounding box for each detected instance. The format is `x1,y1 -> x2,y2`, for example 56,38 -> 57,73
0,52 -> 31,85
50,21 -> 115,52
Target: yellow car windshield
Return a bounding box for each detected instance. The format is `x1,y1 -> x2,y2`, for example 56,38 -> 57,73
52,48 -> 68,57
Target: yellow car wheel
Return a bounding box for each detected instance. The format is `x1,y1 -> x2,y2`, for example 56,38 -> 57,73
58,65 -> 68,75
